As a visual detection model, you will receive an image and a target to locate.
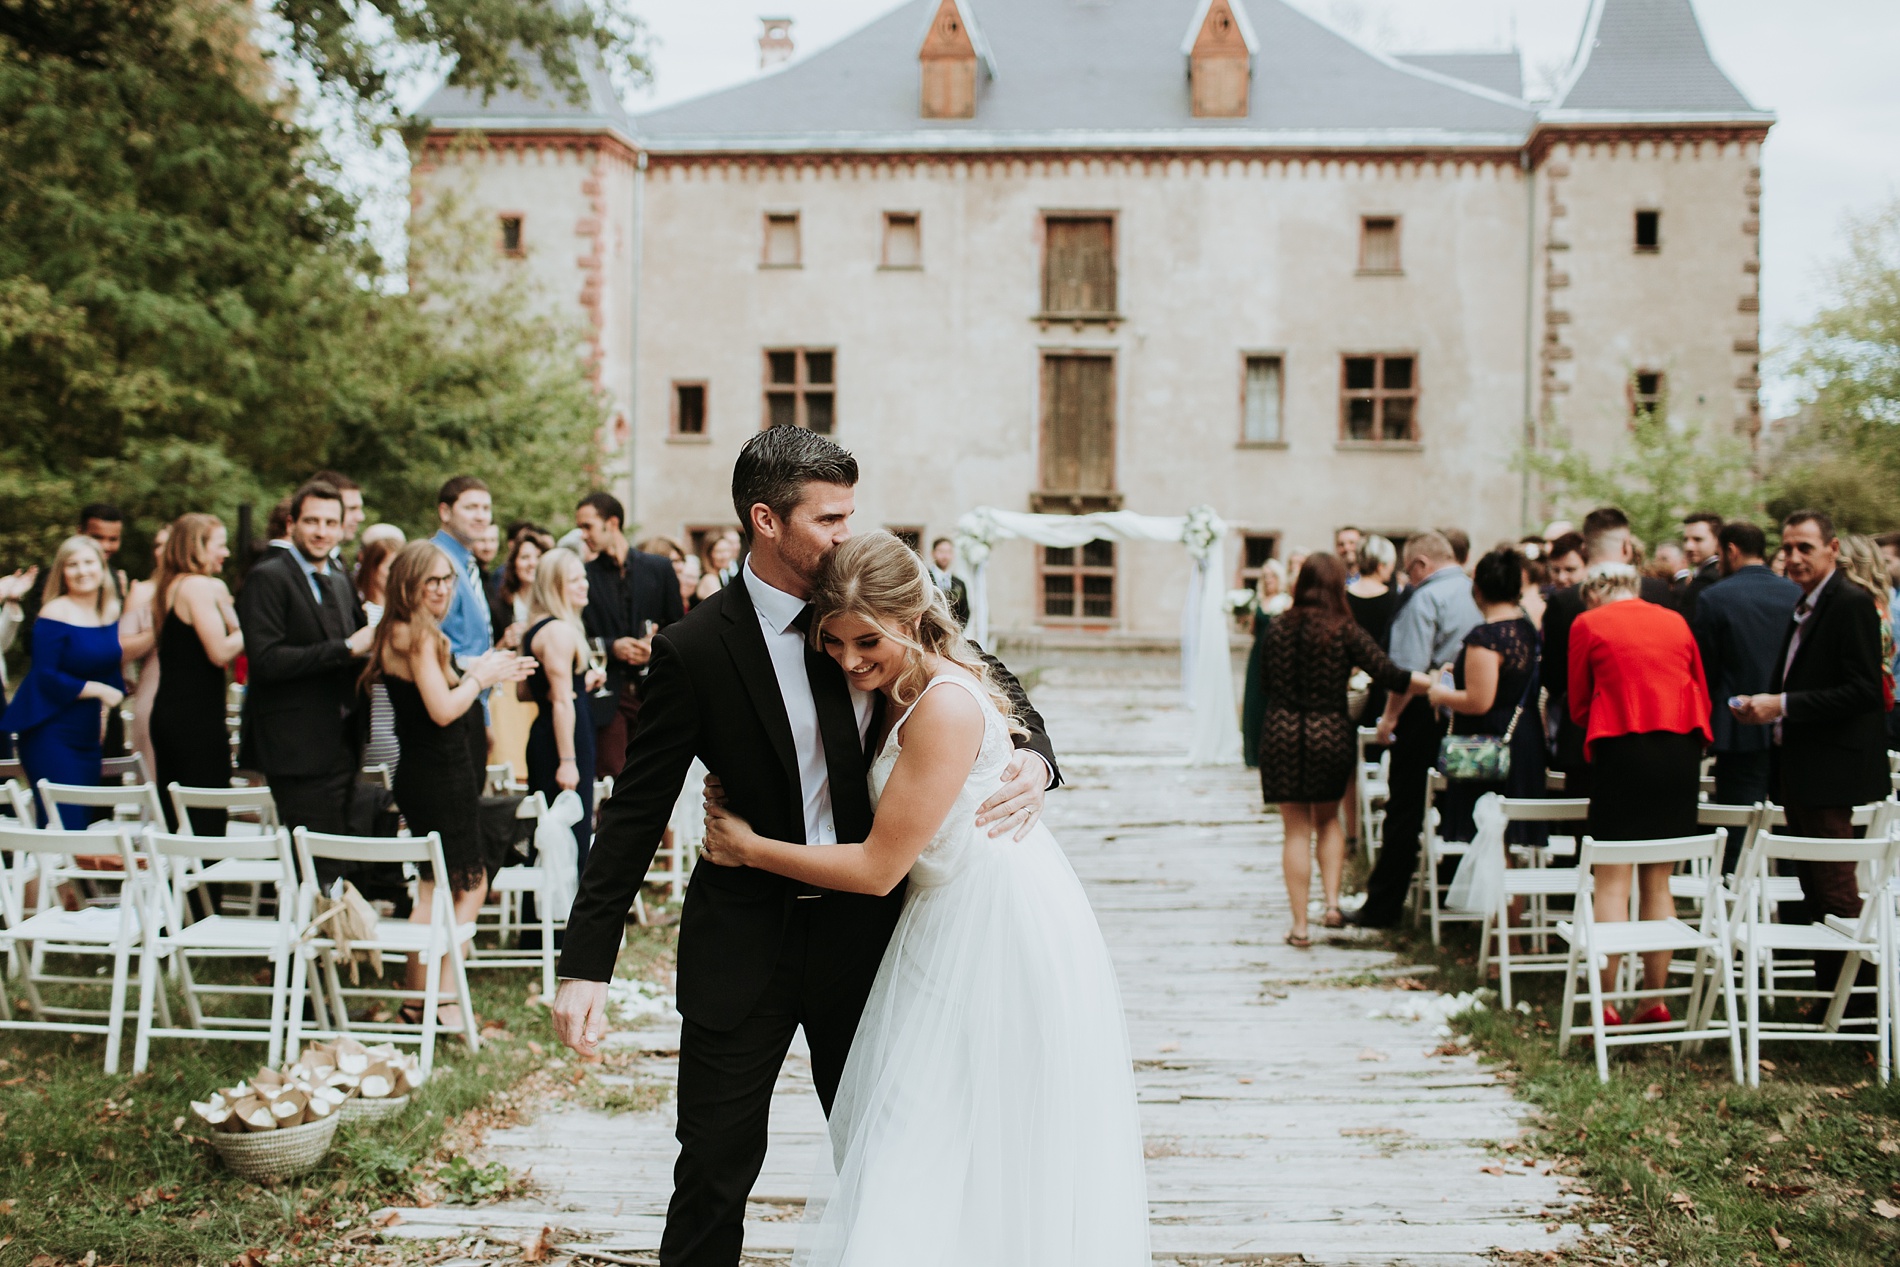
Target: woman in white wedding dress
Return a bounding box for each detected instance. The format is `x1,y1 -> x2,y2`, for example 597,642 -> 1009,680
699,531 -> 1148,1266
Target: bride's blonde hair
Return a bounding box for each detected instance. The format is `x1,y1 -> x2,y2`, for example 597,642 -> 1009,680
810,532 -> 1025,736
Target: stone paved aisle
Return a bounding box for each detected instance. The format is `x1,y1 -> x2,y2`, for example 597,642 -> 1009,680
385,649 -> 1585,1263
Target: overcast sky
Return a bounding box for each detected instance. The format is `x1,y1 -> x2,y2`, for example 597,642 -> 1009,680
595,0 -> 1900,414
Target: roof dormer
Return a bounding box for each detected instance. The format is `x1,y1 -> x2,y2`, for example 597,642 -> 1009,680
1182,0 -> 1258,119
918,0 -> 991,120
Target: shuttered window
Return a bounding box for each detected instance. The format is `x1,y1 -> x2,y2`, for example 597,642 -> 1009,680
1042,216 -> 1117,316
1359,216 -> 1401,273
1040,354 -> 1115,497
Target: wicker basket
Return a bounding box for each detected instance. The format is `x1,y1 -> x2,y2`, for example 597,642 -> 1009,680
339,1094 -> 411,1124
208,1113 -> 341,1181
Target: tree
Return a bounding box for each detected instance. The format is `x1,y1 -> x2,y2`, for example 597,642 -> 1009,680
1772,199 -> 1900,534
1524,403 -> 1764,548
0,0 -> 626,566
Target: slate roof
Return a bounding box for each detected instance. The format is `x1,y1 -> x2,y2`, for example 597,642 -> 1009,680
1550,0 -> 1765,118
1394,53 -> 1523,102
418,40 -> 637,143
630,0 -> 1535,152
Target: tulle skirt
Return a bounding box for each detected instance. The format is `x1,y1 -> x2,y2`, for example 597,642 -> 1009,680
795,821 -> 1150,1266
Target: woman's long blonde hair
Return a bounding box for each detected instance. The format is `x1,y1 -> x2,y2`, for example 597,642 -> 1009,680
42,535 -> 118,620
1840,535 -> 1890,617
808,532 -> 1025,735
525,547 -> 588,663
152,513 -> 224,633
360,540 -> 455,691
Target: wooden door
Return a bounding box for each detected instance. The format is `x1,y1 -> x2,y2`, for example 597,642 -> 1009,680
1041,354 -> 1115,496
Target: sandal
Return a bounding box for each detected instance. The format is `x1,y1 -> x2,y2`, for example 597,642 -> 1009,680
1321,908 -> 1345,930
1285,929 -> 1312,949
398,1001 -> 426,1026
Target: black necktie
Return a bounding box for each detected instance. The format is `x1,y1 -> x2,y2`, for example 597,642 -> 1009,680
791,604 -> 814,637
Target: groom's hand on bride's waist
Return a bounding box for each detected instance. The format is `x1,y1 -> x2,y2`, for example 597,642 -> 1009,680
976,751 -> 1051,842
552,978 -> 609,1060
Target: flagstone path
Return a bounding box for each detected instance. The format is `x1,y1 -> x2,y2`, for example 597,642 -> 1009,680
383,647 -> 1590,1264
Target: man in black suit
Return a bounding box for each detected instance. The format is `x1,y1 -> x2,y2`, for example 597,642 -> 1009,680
926,536 -> 970,626
1691,521 -> 1799,870
551,429 -> 1059,1266
237,480 -> 372,850
576,492 -> 686,780
1540,507 -> 1676,792
1733,509 -> 1890,991
1676,512 -> 1724,626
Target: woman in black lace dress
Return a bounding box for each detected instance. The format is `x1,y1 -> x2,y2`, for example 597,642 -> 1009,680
1258,554 -> 1428,946
1428,548 -> 1549,843
364,541 -> 535,1028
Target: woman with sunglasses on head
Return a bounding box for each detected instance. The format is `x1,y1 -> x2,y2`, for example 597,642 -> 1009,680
363,540 -> 535,1029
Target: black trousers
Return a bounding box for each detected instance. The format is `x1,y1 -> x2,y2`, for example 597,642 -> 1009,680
662,897 -> 890,1267
1359,697 -> 1442,925
1711,748 -> 1773,873
269,761 -> 357,887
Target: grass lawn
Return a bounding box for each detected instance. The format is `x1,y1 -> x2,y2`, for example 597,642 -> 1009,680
0,921 -> 676,1267
1393,927 -> 1900,1267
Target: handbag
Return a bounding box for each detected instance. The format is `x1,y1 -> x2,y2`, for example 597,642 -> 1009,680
1437,662 -> 1538,783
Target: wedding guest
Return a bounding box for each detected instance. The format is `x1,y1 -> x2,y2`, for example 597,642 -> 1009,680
1569,561 -> 1711,1025
359,522 -> 406,552
693,528 -> 742,604
78,503 -> 130,755
1,536 -> 124,826
120,525 -> 170,782
678,552 -> 703,611
1840,534 -> 1895,715
78,503 -> 125,569
1334,526 -> 1364,584
1544,532 -> 1586,590
1692,521 -> 1799,868
237,480 -> 373,844
355,535 -> 403,775
1347,535 -> 1401,724
491,528 -> 552,650
0,566 -> 37,758
576,492 -> 684,779
473,523 -> 501,582
1733,512 -> 1890,1005
365,541 -> 533,1028
1428,548 -> 1547,843
430,476 -> 499,666
1258,553 -> 1425,945
523,548 -> 608,871
1285,550 -> 1309,583
1239,558 -> 1290,770
1353,532 -> 1481,928
1437,526 -> 1471,569
1650,542 -> 1688,593
1677,513 -> 1723,624
1877,532 -> 1900,603
927,537 -> 970,626
1517,550 -> 1547,630
149,514 -> 243,833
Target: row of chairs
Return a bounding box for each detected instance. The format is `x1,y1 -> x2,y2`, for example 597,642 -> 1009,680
0,798 -> 478,1077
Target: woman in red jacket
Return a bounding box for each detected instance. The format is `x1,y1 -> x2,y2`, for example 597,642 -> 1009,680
1569,562 -> 1713,1025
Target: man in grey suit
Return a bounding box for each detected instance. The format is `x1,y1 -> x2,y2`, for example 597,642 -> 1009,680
1692,520 -> 1799,871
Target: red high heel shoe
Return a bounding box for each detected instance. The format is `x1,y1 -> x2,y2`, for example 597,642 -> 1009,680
1600,1004 -> 1624,1028
1631,1003 -> 1672,1026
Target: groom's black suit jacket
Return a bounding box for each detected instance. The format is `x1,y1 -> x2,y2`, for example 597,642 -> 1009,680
558,575 -> 1060,1031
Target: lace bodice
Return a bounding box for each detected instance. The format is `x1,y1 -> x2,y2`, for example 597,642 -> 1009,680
868,674 -> 1016,887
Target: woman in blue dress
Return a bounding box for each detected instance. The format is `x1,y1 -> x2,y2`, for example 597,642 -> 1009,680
1,536 -> 126,827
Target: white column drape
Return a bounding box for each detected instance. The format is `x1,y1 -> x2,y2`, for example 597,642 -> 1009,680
954,507 -> 1242,766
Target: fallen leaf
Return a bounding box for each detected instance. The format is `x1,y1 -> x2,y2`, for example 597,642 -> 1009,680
1644,1083 -> 1664,1102
1669,1191 -> 1695,1212
1765,1132 -> 1787,1144
1236,1076 -> 1253,1085
1480,1164 -> 1507,1176
1664,1132 -> 1682,1148
1878,1139 -> 1899,1155
520,1224 -> 555,1263
1758,1059 -> 1777,1073
371,1211 -> 403,1229
0,1200 -> 13,1215
1769,1227 -> 1791,1252
1620,1179 -> 1633,1194
1396,977 -> 1430,991
1357,1048 -> 1390,1062
230,1250 -> 267,1267
527,1040 -> 545,1057
1156,1042 -> 1180,1053
1873,1199 -> 1900,1220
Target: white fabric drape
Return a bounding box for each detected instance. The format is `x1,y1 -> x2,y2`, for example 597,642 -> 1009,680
953,507 -> 1242,766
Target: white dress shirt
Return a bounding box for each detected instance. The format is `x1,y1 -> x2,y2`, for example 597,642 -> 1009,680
742,562 -> 874,846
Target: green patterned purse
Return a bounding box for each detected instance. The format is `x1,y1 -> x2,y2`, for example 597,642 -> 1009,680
1436,671 -> 1536,783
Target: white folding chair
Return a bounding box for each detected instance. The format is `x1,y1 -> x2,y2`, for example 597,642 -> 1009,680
101,753 -> 150,785
471,794 -> 559,998
1556,831 -> 1742,1084
288,828 -> 480,1080
483,763 -> 515,796
0,822 -> 158,1072
37,779 -> 166,831
1354,727 -> 1390,865
132,826 -> 299,1072
1479,797 -> 1590,1008
1415,773 -> 1484,944
360,763 -> 393,790
167,783 -> 285,917
1731,826 -> 1897,1087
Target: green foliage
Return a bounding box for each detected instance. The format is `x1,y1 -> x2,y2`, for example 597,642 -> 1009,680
0,0 -> 607,568
432,1156 -> 516,1203
1773,200 -> 1900,535
1525,406 -> 1764,547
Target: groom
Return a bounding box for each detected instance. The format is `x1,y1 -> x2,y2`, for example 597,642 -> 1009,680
553,427 -> 1061,1266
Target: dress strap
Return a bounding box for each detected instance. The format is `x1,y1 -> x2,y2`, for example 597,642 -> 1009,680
889,674 -> 990,744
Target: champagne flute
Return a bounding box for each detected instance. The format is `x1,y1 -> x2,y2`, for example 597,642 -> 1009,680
588,637 -> 611,696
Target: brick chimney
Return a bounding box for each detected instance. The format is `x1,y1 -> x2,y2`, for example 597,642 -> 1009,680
759,16 -> 793,70
1185,0 -> 1255,118
918,0 -> 979,120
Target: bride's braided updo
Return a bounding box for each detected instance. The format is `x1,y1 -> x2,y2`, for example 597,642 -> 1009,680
809,532 -> 1025,735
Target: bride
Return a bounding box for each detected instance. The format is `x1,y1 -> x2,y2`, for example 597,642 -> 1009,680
700,531 -> 1149,1265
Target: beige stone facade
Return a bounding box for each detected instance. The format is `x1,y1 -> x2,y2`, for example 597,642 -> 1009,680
413,0 -> 1770,637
